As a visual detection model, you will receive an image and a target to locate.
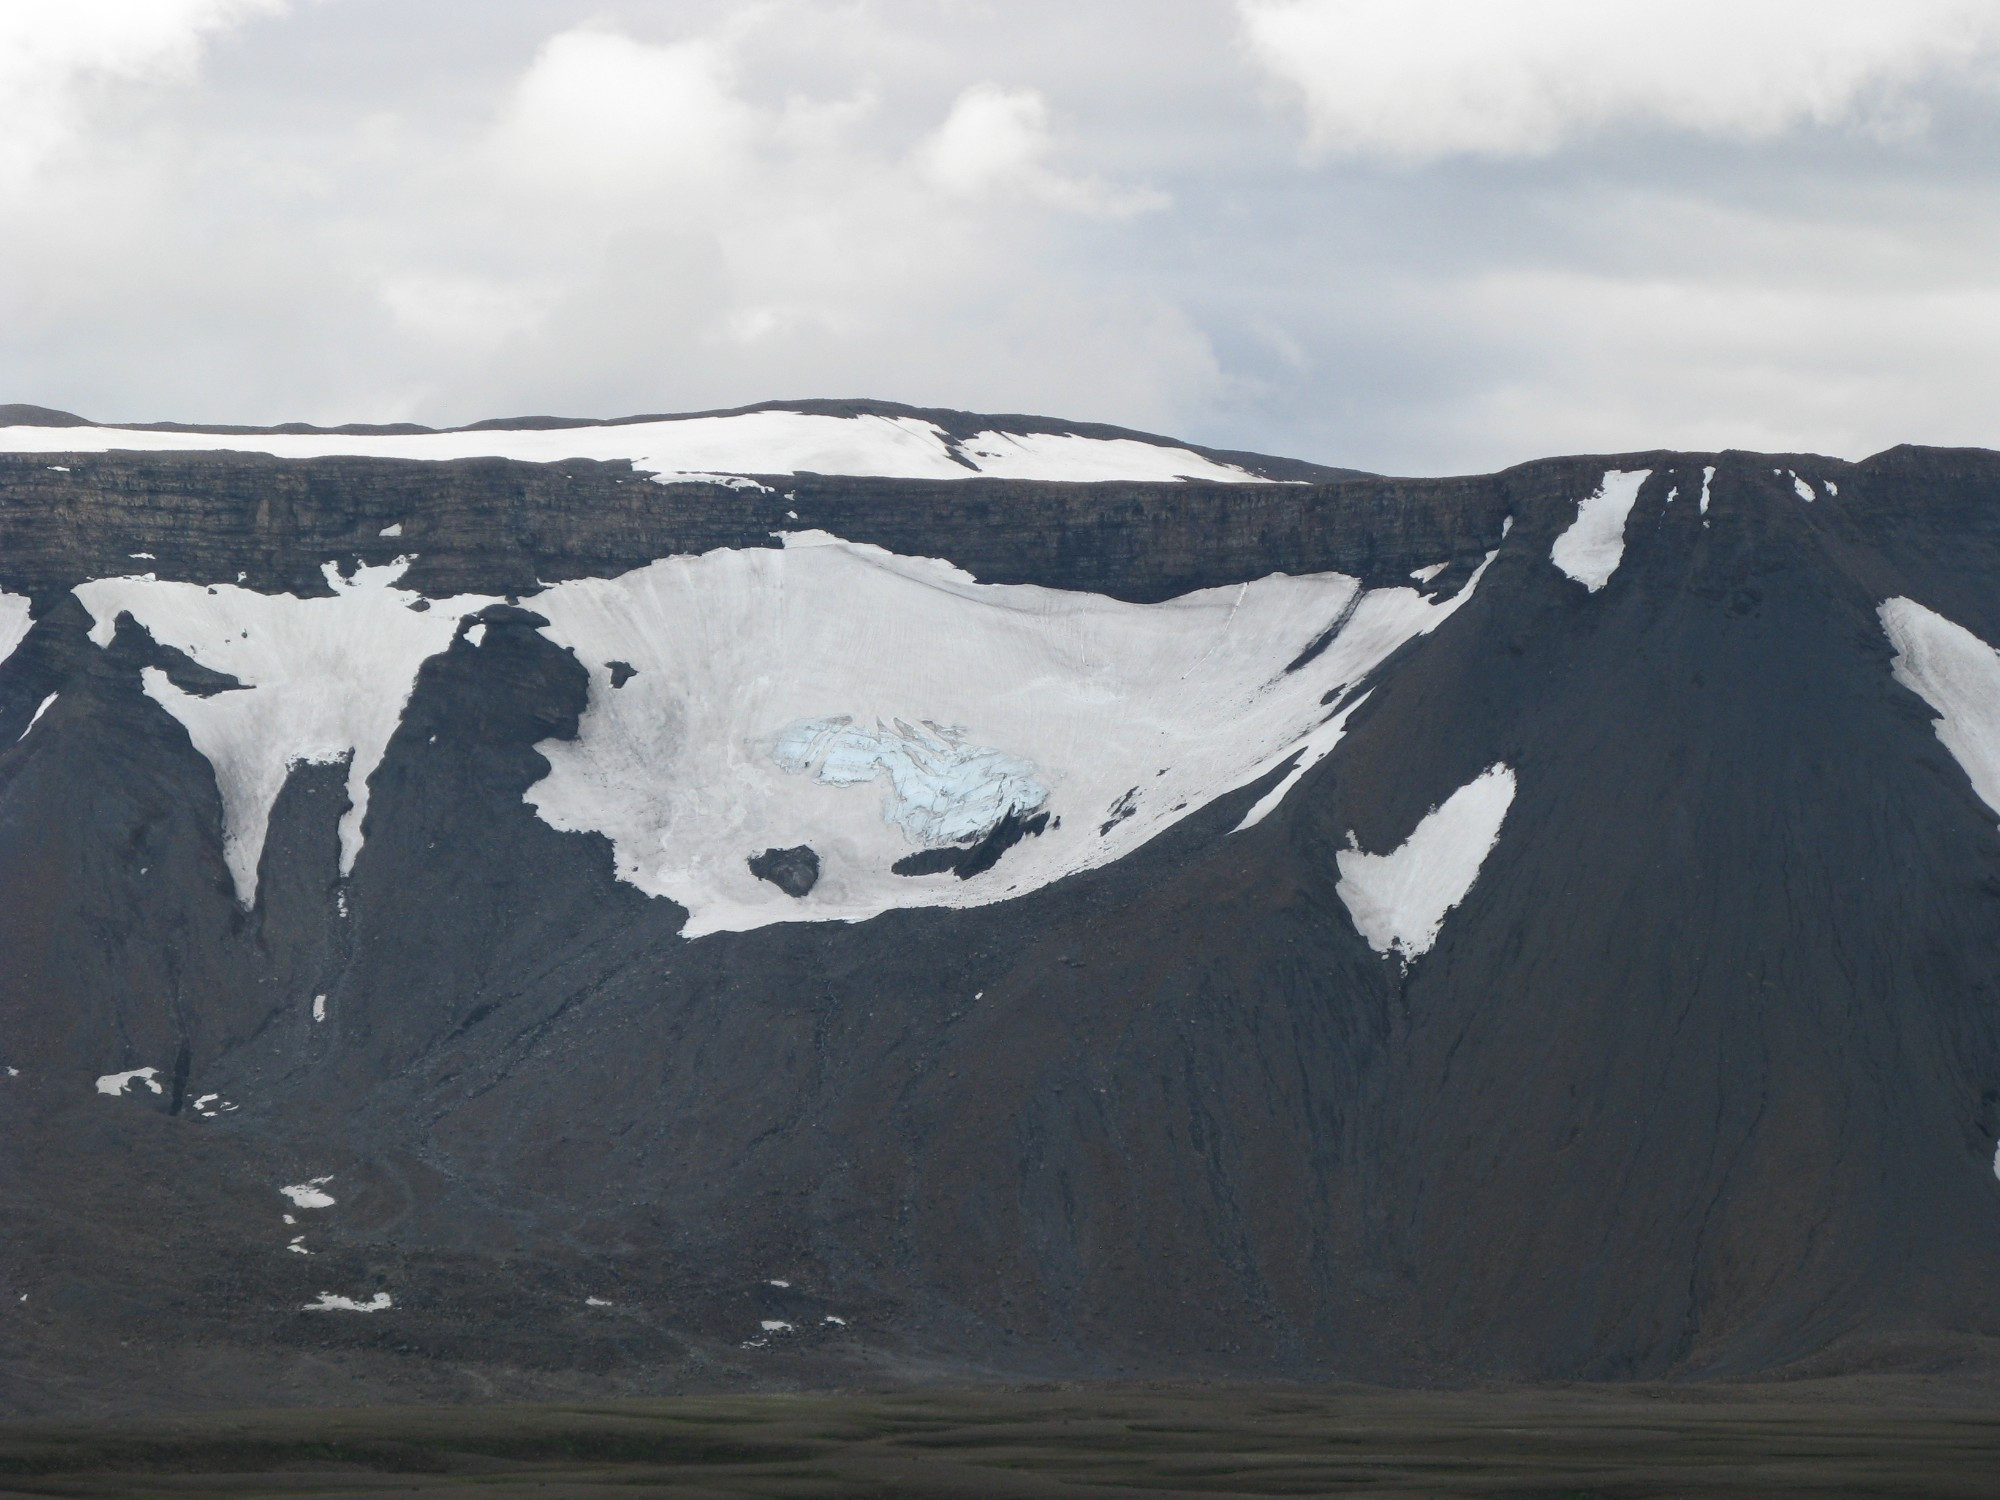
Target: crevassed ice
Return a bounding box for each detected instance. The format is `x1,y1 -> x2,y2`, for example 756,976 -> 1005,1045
1335,764 -> 1517,963
525,531 -> 1491,935
73,561 -> 497,905
0,411 -> 1265,485
773,717 -> 1048,846
1551,469 -> 1651,591
1880,597 -> 2000,825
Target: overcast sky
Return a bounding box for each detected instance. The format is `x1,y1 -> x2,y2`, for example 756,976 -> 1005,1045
6,0 -> 2000,474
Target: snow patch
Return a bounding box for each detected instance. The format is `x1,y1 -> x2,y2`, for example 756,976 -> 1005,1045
1880,598 -> 2000,826
95,1067 -> 162,1097
0,411 -> 1267,485
312,994 -> 326,1023
586,1296 -> 613,1307
760,1320 -> 794,1333
73,560 -> 497,905
302,1292 -> 390,1313
1336,764 -> 1517,963
1699,465 -> 1715,515
0,592 -> 32,671
1792,474 -> 1815,503
280,1177 -> 336,1209
1409,562 -> 1446,583
524,532 -> 1489,935
1551,470 -> 1650,592
378,523 -> 402,537
18,692 -> 56,742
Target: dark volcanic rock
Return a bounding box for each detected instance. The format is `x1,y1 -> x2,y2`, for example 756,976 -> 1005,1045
748,845 -> 820,897
3,432 -> 2000,1414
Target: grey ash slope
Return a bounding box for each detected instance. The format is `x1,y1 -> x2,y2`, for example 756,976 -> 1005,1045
1,430 -> 1999,1413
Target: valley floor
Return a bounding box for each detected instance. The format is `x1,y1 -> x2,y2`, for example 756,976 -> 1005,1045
2,1375 -> 1996,1497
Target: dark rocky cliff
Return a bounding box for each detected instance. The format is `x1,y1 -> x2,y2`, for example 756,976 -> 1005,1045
3,440 -> 1999,1413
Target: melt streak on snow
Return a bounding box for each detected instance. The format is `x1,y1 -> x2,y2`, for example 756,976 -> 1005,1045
1335,764 -> 1517,963
1880,597 -> 2000,826
0,411 -> 1264,485
1550,470 -> 1651,592
526,532 -> 1490,935
73,561 -> 497,905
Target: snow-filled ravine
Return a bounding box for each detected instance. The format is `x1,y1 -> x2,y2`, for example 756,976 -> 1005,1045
0,410 -> 1267,485
62,532 -> 1493,935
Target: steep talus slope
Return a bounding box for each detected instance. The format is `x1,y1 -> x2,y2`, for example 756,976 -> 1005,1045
1,433 -> 1998,1412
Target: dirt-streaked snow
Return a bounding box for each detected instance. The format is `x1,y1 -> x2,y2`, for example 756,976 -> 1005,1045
1881,597 -> 2000,826
525,532 -> 1489,935
1335,763 -> 1517,963
74,561 -> 496,906
0,410 -> 1264,484
1551,470 -> 1651,592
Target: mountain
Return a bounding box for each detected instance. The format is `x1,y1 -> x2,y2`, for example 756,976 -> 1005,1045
1,402 -> 1997,1415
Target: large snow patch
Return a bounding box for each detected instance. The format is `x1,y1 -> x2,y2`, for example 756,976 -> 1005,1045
1881,597 -> 2000,826
1551,470 -> 1651,592
74,561 -> 496,904
1,411 -> 1264,485
1336,763 -> 1516,963
525,532 -> 1492,935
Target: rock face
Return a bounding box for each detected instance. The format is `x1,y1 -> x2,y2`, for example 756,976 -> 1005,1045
2,408 -> 2000,1414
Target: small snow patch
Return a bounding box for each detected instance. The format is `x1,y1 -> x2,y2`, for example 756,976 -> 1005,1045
1551,470 -> 1650,592
767,1279 -> 791,1288
1336,764 -> 1516,963
1409,563 -> 1447,583
280,1177 -> 336,1209
378,523 -> 403,537
824,1314 -> 846,1325
760,1319 -> 794,1333
95,1067 -> 162,1097
586,1296 -> 613,1307
312,994 -> 326,1023
302,1292 -> 389,1313
465,621 -> 487,648
1699,465 -> 1715,515
1792,474 -> 1815,503
18,692 -> 56,742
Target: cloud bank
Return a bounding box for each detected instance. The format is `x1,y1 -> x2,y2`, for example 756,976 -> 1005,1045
2,0 -> 2000,475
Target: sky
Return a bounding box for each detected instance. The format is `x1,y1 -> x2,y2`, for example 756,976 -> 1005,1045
5,0 -> 2000,475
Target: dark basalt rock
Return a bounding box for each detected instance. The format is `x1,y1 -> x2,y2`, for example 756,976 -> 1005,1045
748,844 -> 820,897
892,807 -> 1050,879
3,434 -> 2000,1415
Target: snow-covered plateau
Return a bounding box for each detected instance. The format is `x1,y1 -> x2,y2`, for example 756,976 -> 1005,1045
0,409 -> 1269,485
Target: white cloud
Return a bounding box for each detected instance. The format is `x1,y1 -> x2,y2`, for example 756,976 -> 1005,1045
1238,0 -> 2000,159
490,26 -> 755,199
917,82 -> 1165,214
0,0 -> 286,183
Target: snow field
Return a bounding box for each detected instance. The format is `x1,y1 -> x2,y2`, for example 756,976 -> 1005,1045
74,561 -> 498,905
526,531 -> 1490,934
1551,470 -> 1652,592
1880,597 -> 2000,826
0,410 -> 1266,484
1335,764 -> 1517,963
61,531 -> 1493,937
